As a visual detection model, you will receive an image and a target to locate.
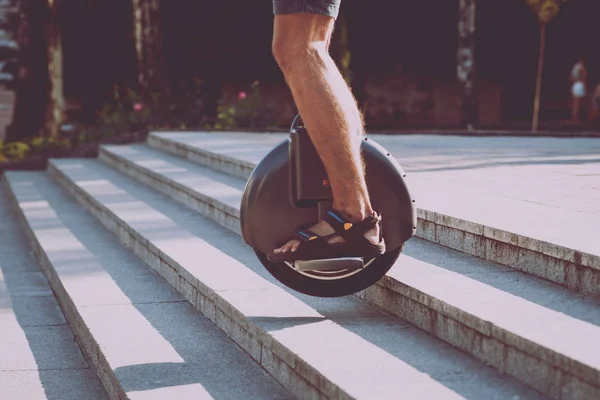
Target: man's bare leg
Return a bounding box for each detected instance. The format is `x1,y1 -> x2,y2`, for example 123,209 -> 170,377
271,13 -> 379,254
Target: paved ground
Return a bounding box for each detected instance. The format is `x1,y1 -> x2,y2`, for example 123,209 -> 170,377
160,130 -> 600,256
370,134 -> 600,217
372,134 -> 600,257
175,131 -> 600,217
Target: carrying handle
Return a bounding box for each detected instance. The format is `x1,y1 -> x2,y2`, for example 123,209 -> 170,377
290,114 -> 305,133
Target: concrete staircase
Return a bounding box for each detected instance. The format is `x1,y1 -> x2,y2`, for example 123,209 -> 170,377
0,187 -> 109,400
2,130 -> 599,399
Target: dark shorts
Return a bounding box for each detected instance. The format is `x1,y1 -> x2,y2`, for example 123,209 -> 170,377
273,0 -> 341,20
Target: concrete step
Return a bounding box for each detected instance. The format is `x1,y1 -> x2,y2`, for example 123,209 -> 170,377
46,157 -> 546,400
2,172 -> 293,400
97,142 -> 600,400
0,186 -> 109,400
146,131 -> 600,297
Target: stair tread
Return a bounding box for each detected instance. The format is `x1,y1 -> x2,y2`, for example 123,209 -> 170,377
103,143 -> 245,215
49,157 -> 546,399
99,143 -> 600,379
4,171 -> 293,399
0,370 -> 107,400
0,184 -> 109,399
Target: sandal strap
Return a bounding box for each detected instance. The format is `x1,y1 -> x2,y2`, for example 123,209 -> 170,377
323,209 -> 382,242
288,229 -> 336,260
292,229 -> 322,243
267,210 -> 386,263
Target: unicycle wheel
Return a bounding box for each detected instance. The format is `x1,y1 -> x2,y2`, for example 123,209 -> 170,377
255,244 -> 404,298
241,114 -> 416,297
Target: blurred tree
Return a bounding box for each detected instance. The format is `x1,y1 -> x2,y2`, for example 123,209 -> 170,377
330,14 -> 351,85
45,0 -> 64,138
0,4 -> 19,33
524,0 -> 569,131
131,0 -> 168,99
457,0 -> 477,129
6,0 -> 63,142
0,0 -> 19,88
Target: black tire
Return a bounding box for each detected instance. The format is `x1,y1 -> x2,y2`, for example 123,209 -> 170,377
255,244 -> 404,298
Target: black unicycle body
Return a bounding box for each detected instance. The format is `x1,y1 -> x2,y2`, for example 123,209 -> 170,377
240,115 -> 416,297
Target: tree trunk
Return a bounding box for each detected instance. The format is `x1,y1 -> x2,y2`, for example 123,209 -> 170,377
457,0 -> 477,129
330,14 -> 351,85
202,61 -> 222,125
532,23 -> 546,132
132,0 -> 168,99
6,0 -> 51,142
45,0 -> 64,138
342,3 -> 367,115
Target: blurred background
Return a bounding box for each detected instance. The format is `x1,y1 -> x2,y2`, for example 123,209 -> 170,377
0,0 -> 598,163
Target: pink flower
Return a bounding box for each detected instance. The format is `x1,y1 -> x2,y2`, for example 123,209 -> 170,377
238,91 -> 247,100
133,103 -> 144,112
252,80 -> 260,87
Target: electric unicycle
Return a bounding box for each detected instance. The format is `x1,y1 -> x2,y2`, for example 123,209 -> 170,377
240,115 -> 416,297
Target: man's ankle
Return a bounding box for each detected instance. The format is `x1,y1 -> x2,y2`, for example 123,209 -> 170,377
334,204 -> 373,223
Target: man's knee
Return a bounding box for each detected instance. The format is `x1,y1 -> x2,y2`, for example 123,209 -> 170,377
272,39 -> 318,72
272,15 -> 332,72
271,35 -> 292,69
272,37 -> 327,73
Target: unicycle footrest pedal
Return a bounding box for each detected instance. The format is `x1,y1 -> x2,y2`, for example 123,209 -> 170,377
294,257 -> 364,272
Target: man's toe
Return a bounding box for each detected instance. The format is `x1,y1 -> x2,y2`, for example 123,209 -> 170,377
291,241 -> 300,252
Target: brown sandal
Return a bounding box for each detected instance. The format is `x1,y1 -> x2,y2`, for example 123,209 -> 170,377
267,209 -> 386,263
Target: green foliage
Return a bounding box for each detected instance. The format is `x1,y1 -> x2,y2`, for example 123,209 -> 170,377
0,140 -> 8,162
88,80 -> 278,134
29,136 -> 72,156
157,78 -> 206,129
1,78 -> 280,166
85,80 -> 207,142
94,86 -> 152,139
214,82 -> 278,130
0,140 -> 30,161
0,135 -> 72,163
